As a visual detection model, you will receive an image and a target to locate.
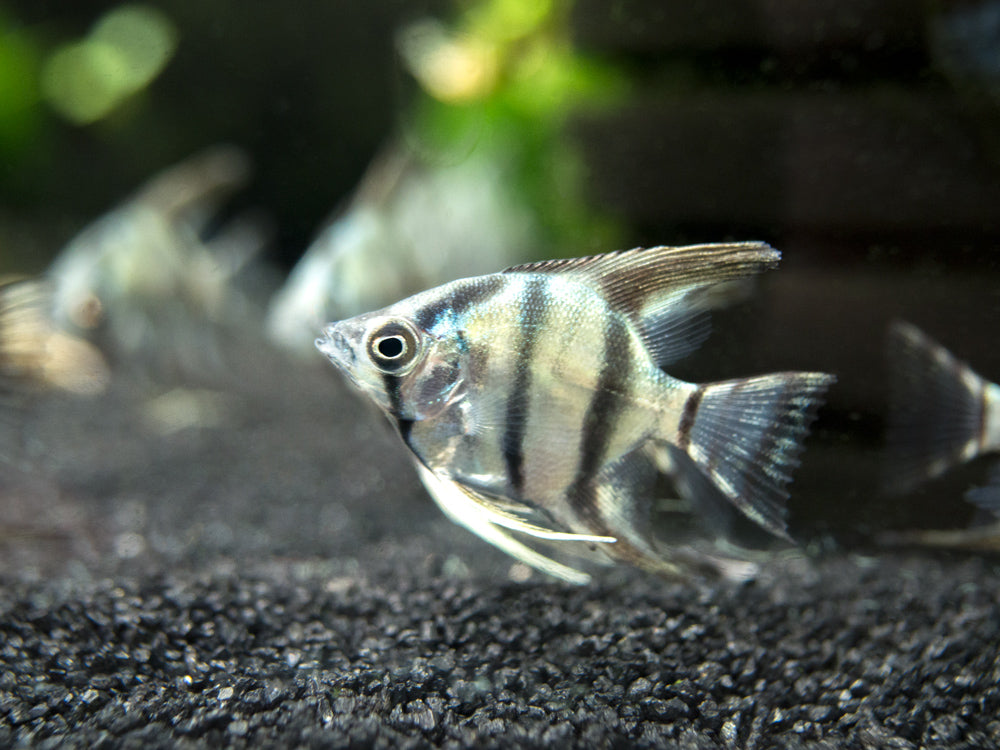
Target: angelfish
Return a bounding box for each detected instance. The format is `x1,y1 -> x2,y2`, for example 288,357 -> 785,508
316,243 -> 835,583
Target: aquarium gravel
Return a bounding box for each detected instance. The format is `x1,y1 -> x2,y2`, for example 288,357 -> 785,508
1,555 -> 998,748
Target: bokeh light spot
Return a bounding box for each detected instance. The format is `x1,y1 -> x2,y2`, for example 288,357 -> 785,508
41,4 -> 177,125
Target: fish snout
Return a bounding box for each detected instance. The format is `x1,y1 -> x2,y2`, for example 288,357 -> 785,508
315,324 -> 358,370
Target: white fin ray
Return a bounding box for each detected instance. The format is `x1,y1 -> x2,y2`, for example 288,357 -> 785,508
676,373 -> 835,539
415,463 -> 613,585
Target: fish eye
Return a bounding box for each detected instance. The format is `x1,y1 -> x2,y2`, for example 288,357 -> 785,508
366,319 -> 420,373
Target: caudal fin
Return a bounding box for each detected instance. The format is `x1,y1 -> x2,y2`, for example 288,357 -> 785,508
675,371 -> 835,539
884,321 -> 993,494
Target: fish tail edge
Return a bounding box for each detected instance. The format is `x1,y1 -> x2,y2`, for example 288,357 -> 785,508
672,371 -> 836,539
884,320 -> 991,494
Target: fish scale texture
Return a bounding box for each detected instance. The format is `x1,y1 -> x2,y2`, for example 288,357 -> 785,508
1,349 -> 998,748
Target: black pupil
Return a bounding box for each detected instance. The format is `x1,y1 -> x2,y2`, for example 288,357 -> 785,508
377,336 -> 404,359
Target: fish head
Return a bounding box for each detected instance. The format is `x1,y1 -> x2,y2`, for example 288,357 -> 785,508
316,308 -> 466,422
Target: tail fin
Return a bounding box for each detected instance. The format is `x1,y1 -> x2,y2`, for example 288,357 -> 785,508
674,372 -> 835,539
884,321 -> 993,494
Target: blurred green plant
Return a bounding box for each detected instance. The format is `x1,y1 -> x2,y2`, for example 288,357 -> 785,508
0,3 -> 176,154
397,0 -> 629,253
0,8 -> 43,165
41,4 -> 177,126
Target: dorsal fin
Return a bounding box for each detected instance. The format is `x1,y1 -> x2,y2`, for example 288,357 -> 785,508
503,243 -> 780,367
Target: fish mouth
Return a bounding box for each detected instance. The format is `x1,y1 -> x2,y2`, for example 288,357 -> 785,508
315,324 -> 357,375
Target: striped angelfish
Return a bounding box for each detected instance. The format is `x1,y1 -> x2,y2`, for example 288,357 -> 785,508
884,321 -> 1000,517
316,243 -> 835,583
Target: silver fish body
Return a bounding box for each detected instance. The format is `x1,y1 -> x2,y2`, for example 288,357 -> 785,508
317,243 -> 835,582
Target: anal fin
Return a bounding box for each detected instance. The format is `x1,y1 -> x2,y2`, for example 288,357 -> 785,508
572,445 -> 760,581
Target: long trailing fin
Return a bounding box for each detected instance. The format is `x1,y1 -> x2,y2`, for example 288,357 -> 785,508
415,463 -> 603,584
884,321 -> 992,494
674,372 -> 835,539
449,477 -> 618,543
503,243 -> 779,368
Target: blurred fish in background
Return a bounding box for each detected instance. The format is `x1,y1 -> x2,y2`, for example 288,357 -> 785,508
881,321 -> 1000,550
0,276 -> 109,462
0,277 -> 109,399
267,144 -> 538,352
46,145 -> 270,381
0,278 -> 110,571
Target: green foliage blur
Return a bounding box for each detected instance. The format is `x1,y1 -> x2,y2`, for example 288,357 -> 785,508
0,6 -> 43,176
0,3 -> 176,163
0,0 -> 626,269
400,0 -> 629,253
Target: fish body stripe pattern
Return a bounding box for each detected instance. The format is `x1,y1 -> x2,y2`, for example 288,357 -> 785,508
501,276 -> 549,498
568,311 -> 633,521
413,275 -> 507,333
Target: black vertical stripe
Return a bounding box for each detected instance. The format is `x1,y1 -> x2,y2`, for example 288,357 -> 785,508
501,277 -> 549,497
412,275 -> 507,332
568,313 -> 631,518
676,384 -> 706,452
382,373 -> 413,445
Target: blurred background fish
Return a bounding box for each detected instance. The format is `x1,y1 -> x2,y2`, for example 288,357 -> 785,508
0,276 -> 109,398
881,321 -> 1000,550
0,277 -> 110,571
46,145 -> 270,381
266,143 -> 538,353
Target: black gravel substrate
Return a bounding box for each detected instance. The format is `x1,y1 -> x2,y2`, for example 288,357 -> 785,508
2,554 -> 999,749
2,349 -> 999,748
